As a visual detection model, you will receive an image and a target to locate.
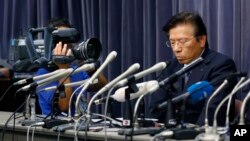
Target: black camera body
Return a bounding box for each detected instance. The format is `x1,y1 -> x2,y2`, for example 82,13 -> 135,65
12,27 -> 102,73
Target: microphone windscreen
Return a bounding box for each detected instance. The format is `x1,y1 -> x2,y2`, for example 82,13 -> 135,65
187,81 -> 213,103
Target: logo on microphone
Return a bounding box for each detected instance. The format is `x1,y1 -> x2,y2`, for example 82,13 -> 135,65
122,120 -> 131,126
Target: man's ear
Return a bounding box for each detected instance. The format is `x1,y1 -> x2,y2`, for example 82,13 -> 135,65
199,35 -> 206,48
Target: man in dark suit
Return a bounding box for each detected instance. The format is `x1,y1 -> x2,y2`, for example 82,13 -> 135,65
149,12 -> 237,126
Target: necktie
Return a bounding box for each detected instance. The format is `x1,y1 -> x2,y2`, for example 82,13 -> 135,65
184,71 -> 191,84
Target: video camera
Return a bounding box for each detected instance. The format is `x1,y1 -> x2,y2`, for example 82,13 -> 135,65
12,27 -> 102,73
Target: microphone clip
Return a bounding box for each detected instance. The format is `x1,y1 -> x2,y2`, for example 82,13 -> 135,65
57,84 -> 66,98
122,78 -> 139,128
125,76 -> 139,94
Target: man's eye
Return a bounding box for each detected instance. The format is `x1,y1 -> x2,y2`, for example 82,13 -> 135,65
170,42 -> 175,45
179,39 -> 186,43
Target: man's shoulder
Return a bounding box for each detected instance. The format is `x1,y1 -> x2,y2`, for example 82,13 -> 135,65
204,49 -> 235,64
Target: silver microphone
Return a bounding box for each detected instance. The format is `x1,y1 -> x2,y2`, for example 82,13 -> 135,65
94,80 -> 159,104
73,62 -> 98,74
13,69 -> 65,86
41,79 -> 98,92
87,63 -> 140,115
239,90 -> 250,125
111,80 -> 159,102
17,68 -> 74,92
14,62 -> 97,86
116,62 -> 167,87
74,51 -> 117,117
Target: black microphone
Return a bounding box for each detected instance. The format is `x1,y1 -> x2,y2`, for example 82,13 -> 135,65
159,57 -> 203,87
152,81 -> 213,113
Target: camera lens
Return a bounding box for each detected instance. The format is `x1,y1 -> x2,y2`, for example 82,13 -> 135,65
72,38 -> 102,61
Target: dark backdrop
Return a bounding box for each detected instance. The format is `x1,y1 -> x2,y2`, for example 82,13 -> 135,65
0,0 -> 249,117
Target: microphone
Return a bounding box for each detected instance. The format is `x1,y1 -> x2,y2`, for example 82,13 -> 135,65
239,90 -> 250,125
213,78 -> 250,127
115,62 -> 168,87
86,63 -> 140,114
195,73 -> 248,141
40,79 -> 98,92
13,69 -> 65,86
94,80 -> 159,104
54,60 -> 135,132
13,61 -> 99,86
159,57 -> 203,86
17,68 -> 74,92
225,72 -> 247,125
52,28 -> 79,37
74,51 -> 117,117
73,61 -> 100,74
152,81 -> 213,113
204,72 -> 248,127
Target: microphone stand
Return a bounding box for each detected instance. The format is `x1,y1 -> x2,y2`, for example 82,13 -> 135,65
137,97 -> 146,127
24,92 -> 31,119
107,99 -> 114,119
42,85 -> 73,129
179,99 -> 187,128
19,87 -> 43,126
164,83 -> 177,128
122,80 -> 139,127
50,85 -> 65,119
118,94 -> 164,137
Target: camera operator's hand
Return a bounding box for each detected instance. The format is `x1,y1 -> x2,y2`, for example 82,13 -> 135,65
53,41 -> 72,68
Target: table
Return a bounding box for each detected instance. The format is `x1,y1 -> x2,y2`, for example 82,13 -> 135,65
0,111 -> 154,141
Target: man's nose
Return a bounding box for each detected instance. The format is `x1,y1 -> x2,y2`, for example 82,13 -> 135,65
172,42 -> 182,51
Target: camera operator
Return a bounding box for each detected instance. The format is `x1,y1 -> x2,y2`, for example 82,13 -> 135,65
35,18 -> 107,116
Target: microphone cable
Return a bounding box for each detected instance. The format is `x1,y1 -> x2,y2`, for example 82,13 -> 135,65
68,78 -> 98,118
26,122 -> 45,141
225,77 -> 246,127
12,89 -> 26,141
1,100 -> 25,141
73,113 -> 87,141
26,60 -> 95,132
103,86 -> 117,141
41,59 -> 95,120
0,83 -> 15,141
213,78 -> 250,128
47,62 -> 82,119
57,130 -> 61,141
130,94 -> 145,141
0,84 -> 13,103
239,90 -> 250,125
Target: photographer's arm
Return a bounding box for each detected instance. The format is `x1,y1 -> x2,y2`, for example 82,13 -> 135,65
53,42 -> 73,112
87,73 -> 108,92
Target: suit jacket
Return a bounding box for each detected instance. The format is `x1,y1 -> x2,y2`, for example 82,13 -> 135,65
149,47 -> 237,126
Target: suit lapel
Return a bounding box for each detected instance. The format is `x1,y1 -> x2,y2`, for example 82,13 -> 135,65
185,65 -> 206,89
184,48 -> 213,90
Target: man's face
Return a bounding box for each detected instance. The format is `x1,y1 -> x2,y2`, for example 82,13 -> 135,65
168,23 -> 206,64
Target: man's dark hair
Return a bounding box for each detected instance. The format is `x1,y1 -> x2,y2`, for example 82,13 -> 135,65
47,18 -> 72,28
46,18 -> 80,44
163,12 -> 209,48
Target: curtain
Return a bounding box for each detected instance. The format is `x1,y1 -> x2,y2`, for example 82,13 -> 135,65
0,0 -> 249,117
